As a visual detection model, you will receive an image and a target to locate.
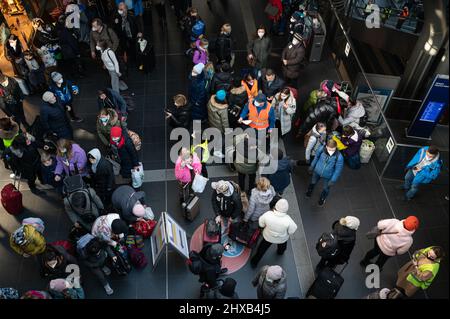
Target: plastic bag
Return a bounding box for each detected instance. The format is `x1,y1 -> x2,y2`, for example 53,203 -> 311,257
191,174 -> 208,193
143,207 -> 154,220
131,163 -> 144,188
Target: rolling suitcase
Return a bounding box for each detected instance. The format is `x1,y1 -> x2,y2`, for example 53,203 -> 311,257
306,263 -> 347,299
181,182 -> 200,221
229,221 -> 261,248
1,176 -> 23,215
203,219 -> 221,244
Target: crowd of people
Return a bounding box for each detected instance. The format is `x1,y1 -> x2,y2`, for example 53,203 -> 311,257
0,0 -> 445,300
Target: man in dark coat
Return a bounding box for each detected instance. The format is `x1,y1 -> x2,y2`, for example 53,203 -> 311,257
210,63 -> 233,94
198,243 -> 227,288
265,149 -> 294,195
0,73 -> 28,129
214,24 -> 234,66
58,25 -> 84,79
88,148 -> 115,207
211,180 -> 243,222
281,33 -> 305,85
259,69 -> 285,102
111,2 -> 138,64
40,91 -> 73,140
111,185 -> 146,224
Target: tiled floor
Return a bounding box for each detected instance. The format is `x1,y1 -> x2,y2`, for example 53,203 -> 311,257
0,0 -> 448,299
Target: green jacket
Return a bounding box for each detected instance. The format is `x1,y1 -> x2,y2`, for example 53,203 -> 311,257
96,109 -> 121,146
207,95 -> 229,133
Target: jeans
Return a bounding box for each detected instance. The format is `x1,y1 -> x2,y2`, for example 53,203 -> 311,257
251,238 -> 287,266
362,239 -> 390,269
108,70 -> 128,93
404,169 -> 420,200
308,172 -> 331,200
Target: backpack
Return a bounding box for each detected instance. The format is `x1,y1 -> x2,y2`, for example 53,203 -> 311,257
187,251 -> 204,275
316,232 -> 340,259
66,189 -> 98,224
63,174 -> 86,195
205,219 -> 220,238
110,247 -> 132,276
128,246 -> 148,269
127,129 -> 142,151
191,20 -> 205,39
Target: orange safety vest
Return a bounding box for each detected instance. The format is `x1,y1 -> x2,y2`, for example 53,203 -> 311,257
242,80 -> 258,98
248,99 -> 272,130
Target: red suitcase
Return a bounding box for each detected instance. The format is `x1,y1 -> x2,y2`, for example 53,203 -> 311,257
1,178 -> 23,215
203,219 -> 221,244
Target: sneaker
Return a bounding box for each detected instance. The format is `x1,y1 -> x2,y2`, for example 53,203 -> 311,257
104,284 -> 114,295
102,266 -> 111,276
213,151 -> 225,158
318,197 -> 326,206
70,117 -> 83,123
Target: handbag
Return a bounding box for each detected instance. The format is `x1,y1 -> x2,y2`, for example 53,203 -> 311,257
191,174 -> 209,193
105,156 -> 121,176
264,3 -> 279,17
366,226 -> 398,240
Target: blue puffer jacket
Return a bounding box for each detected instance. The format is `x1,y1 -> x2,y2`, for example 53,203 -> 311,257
49,81 -> 76,107
311,145 -> 344,182
406,146 -> 443,184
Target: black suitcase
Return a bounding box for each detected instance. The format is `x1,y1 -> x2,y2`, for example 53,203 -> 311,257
306,264 -> 346,299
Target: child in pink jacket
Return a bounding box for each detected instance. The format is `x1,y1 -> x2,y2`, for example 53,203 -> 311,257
175,148 -> 202,201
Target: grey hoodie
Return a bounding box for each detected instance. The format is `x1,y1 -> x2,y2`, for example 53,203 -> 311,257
252,265 -> 287,299
338,101 -> 365,127
244,186 -> 276,222
305,124 -> 326,161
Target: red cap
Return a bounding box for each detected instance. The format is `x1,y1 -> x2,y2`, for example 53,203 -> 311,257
403,216 -> 419,231
110,126 -> 122,139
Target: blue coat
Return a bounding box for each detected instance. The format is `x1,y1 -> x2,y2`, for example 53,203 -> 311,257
266,157 -> 293,194
40,101 -> 73,139
188,72 -> 208,120
49,81 -> 76,107
311,145 -> 344,182
406,146 -> 442,184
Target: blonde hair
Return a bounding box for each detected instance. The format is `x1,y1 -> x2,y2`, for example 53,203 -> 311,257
173,94 -> 187,107
256,177 -> 271,191
56,139 -> 74,158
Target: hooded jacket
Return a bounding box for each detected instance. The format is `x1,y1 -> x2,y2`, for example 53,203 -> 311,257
376,219 -> 415,257
305,124 -> 326,161
211,182 -> 243,219
207,95 -> 229,133
310,145 -> 344,182
174,153 -> 202,184
64,188 -> 104,231
266,157 -> 293,194
96,108 -> 122,146
55,143 -> 88,177
272,91 -> 296,135
244,186 -> 276,222
228,86 -> 248,109
193,40 -> 209,65
341,131 -> 363,157
406,146 -> 443,185
111,185 -> 146,224
252,265 -> 287,299
88,149 -> 115,205
258,208 -> 297,244
301,97 -> 340,134
331,220 -> 356,263
210,72 -> 233,93
338,102 -> 365,127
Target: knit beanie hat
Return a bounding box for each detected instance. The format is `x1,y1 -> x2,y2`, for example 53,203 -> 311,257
42,91 -> 55,103
254,93 -> 266,104
219,278 -> 237,297
51,71 -> 63,83
274,199 -> 289,214
266,265 -> 283,281
192,63 -> 205,75
110,126 -> 122,139
111,219 -> 128,235
211,180 -> 229,194
403,216 -> 419,231
378,288 -> 391,300
49,279 -> 68,292
132,203 -> 145,217
216,89 -> 226,101
340,216 -> 360,230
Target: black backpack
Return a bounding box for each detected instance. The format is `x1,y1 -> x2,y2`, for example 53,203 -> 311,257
316,232 -> 340,259
205,219 -> 220,238
110,248 -> 132,276
187,251 -> 204,275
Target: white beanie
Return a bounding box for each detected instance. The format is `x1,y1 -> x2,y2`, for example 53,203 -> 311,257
274,199 -> 289,214
192,63 -> 205,75
51,71 -> 63,83
42,91 -> 55,103
340,216 -> 360,230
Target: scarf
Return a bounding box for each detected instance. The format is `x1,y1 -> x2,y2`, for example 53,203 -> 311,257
88,148 -> 102,173
138,38 -> 147,52
121,15 -> 132,38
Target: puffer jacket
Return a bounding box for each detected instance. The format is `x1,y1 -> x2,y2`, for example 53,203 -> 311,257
193,40 -> 209,65
64,188 -> 104,231
207,95 -> 229,133
174,153 -> 202,184
247,36 -> 272,69
211,183 -> 242,219
244,186 -> 276,222
55,144 -> 88,177
167,103 -> 191,129
305,124 -> 326,161
10,225 -> 46,257
376,219 -> 415,257
228,86 -> 248,128
210,72 -> 233,93
301,97 -> 339,134
96,108 -> 122,146
266,157 -> 293,194
272,91 -> 296,136
338,102 -> 365,127
258,209 -> 297,244
40,101 -> 73,139
341,131 -> 363,157
111,185 -> 146,224
252,265 -> 287,299
310,145 -> 344,183
406,146 -> 443,185
332,220 -> 356,264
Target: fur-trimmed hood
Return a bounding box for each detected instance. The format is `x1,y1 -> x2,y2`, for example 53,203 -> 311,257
0,119 -> 19,140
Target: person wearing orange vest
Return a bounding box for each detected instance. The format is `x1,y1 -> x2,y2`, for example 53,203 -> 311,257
396,5 -> 409,29
241,73 -> 259,99
238,93 -> 276,133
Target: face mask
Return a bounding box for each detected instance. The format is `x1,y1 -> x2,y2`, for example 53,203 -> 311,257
100,116 -> 109,123
292,38 -> 300,45
57,79 -> 64,85
1,78 -> 9,87
118,233 -> 124,239
60,148 -> 67,153
112,137 -> 120,143
257,32 -> 265,38
92,26 -> 99,32
204,45 -> 209,49
254,101 -> 260,107
95,45 -> 101,51
9,40 -> 17,46
247,80 -> 254,85
280,94 -> 288,100
327,147 -> 336,155
47,260 -> 58,269
118,9 -> 124,15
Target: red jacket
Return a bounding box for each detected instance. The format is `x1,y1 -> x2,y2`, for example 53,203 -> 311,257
267,0 -> 283,21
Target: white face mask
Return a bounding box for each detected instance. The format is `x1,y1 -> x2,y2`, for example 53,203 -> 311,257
290,17 -> 296,22
280,94 -> 288,100
426,154 -> 434,161
326,147 -> 336,155
57,78 -> 64,85
254,101 -> 261,107
60,148 -> 67,153
1,78 -> 8,87
9,40 -> 17,46
292,38 -> 300,45
92,26 -> 99,32
118,233 -> 124,239
95,45 -> 101,51
47,260 -> 58,269
257,32 -> 265,38
118,9 -> 124,15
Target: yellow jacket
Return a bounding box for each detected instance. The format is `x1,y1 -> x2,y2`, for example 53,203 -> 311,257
10,225 -> 46,256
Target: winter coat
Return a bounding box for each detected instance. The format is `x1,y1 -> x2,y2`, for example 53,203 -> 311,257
341,131 -> 363,157
230,134 -> 263,175
115,0 -> 144,16
89,25 -> 119,53
207,95 -> 229,133
40,101 -> 73,139
80,239 -> 114,269
167,104 -> 191,129
111,12 -> 138,49
64,188 -> 104,231
272,91 -> 296,135
305,125 -> 326,162
198,244 -> 222,288
0,77 -> 24,106
331,220 -> 356,264
49,80 -> 76,107
9,144 -> 41,181
247,36 -> 272,69
376,219 -> 414,257
96,108 -> 122,146
111,185 -> 146,224
214,33 -> 233,63
281,41 -> 305,80
211,187 -> 242,219
58,27 -> 80,60
259,71 -> 285,98
245,186 -> 276,222
310,145 -> 344,183
49,287 -> 85,300
112,135 -> 139,178
210,72 -> 233,93
188,72 -> 208,120
174,154 -> 202,184
258,209 -> 297,244
228,86 -> 248,108
406,146 -> 443,185
301,97 -> 339,134
0,119 -> 19,154
33,29 -> 59,48
55,144 -> 88,177
193,40 -> 209,65
10,224 -> 46,256
338,102 -> 365,127
38,245 -> 78,279
91,213 -> 122,247
40,156 -> 58,187
88,157 -> 115,206
252,265 -> 287,299
266,157 -> 293,194
97,88 -> 128,115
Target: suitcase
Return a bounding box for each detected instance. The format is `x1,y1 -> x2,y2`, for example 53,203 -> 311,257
306,264 -> 346,299
203,219 -> 221,244
181,183 -> 200,221
1,177 -> 23,215
13,77 -> 30,96
229,221 -> 261,248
